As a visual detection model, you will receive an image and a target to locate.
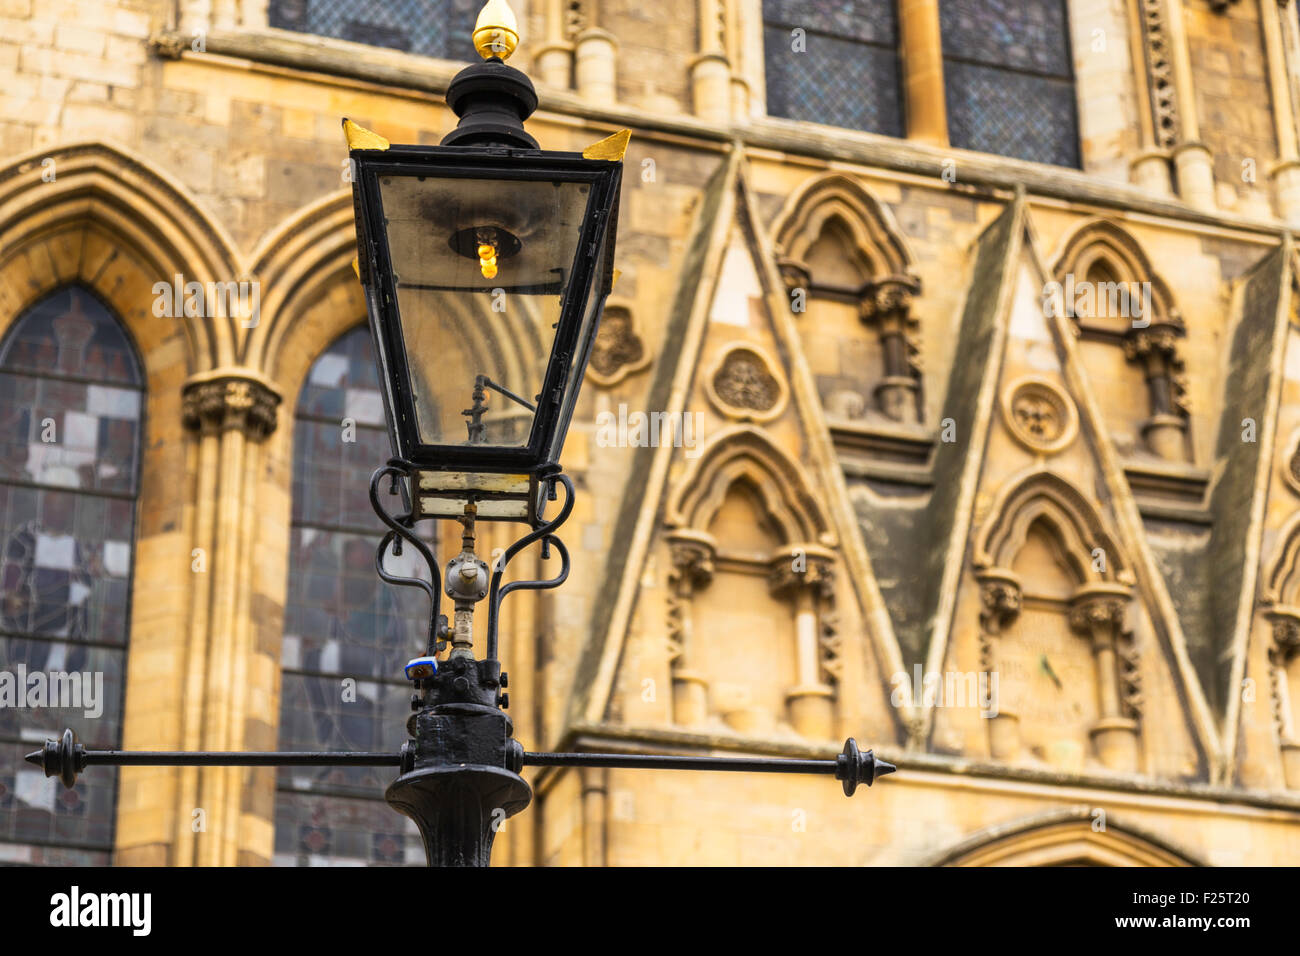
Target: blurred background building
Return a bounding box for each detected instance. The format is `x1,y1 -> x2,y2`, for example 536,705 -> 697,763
1,0 -> 1300,866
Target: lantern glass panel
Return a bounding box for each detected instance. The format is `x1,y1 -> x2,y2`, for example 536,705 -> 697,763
377,172 -> 594,450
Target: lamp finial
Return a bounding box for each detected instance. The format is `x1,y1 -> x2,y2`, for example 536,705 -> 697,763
473,0 -> 519,61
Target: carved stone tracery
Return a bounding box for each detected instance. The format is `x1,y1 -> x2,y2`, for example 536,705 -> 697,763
588,303 -> 648,386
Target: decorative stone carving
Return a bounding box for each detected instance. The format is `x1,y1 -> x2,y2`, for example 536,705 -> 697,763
1267,608 -> 1300,727
704,344 -> 787,422
858,273 -> 923,424
975,568 -> 1022,761
182,375 -> 281,440
777,257 -> 811,298
1282,433 -> 1300,497
1069,582 -> 1140,771
1124,321 -> 1190,460
664,529 -> 716,727
767,549 -> 835,602
1002,377 -> 1078,455
148,32 -> 190,60
1138,0 -> 1180,149
768,544 -> 838,739
587,303 -> 649,386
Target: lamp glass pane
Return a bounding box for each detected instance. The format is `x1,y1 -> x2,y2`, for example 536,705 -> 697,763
378,173 -> 593,450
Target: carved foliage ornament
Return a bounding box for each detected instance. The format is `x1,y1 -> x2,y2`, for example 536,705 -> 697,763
182,376 -> 281,440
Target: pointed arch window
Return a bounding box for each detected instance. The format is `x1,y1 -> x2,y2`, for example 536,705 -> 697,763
762,0 -> 905,137
273,327 -> 433,866
268,0 -> 481,59
0,286 -> 143,865
940,0 -> 1081,167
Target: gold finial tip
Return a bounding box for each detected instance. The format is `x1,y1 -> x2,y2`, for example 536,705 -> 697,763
473,0 -> 520,60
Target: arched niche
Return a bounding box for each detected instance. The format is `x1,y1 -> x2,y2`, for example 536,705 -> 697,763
1052,219 -> 1189,462
929,809 -> 1201,867
974,471 -> 1140,773
769,173 -> 924,426
661,427 -> 839,738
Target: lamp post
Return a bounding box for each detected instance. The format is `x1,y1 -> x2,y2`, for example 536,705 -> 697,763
25,0 -> 894,867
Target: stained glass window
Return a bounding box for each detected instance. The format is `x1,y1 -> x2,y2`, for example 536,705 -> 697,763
0,286 -> 142,866
273,327 -> 430,866
763,0 -> 905,138
940,0 -> 1081,167
268,0 -> 482,61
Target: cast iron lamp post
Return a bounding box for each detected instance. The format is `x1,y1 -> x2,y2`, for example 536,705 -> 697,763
26,0 -> 894,867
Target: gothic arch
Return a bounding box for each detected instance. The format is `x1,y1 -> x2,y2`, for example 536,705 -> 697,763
770,173 -> 916,282
0,141 -> 240,373
1262,512 -> 1300,606
1052,219 -> 1179,326
665,426 -> 834,548
976,470 -> 1129,584
247,190 -> 360,375
929,808 -> 1201,866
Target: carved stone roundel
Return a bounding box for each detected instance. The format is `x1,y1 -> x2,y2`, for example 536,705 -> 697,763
1002,377 -> 1078,454
706,344 -> 787,422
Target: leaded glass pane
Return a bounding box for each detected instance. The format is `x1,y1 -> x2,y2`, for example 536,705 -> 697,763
275,326 -> 432,867
0,285 -> 141,865
268,0 -> 481,61
939,0 -> 1071,76
763,0 -> 898,46
939,0 -> 1080,167
944,62 -> 1080,168
763,24 -> 904,138
273,791 -> 422,867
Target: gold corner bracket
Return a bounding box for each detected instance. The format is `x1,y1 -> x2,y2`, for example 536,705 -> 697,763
342,118 -> 390,151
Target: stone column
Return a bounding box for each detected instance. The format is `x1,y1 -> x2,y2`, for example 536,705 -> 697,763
575,28 -> 618,104
1261,0 -> 1300,223
1162,0 -> 1217,209
178,372 -> 281,866
897,0 -> 948,145
1123,321 -> 1189,461
691,0 -> 732,124
1069,582 -> 1140,772
859,274 -> 924,425
535,0 -> 575,88
239,0 -> 267,29
976,569 -> 1022,761
769,545 -> 837,739
1131,149 -> 1175,196
179,0 -> 212,34
665,529 -> 716,726
211,0 -> 239,27
580,766 -> 609,866
1266,608 -> 1300,788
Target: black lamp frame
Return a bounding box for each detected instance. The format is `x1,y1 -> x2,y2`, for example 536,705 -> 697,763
352,146 -> 622,478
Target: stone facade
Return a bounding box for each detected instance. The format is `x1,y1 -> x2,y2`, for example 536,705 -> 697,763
1,0 -> 1300,866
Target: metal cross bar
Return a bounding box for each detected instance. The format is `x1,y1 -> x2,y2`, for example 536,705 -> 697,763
26,730 -> 894,796
521,737 -> 894,795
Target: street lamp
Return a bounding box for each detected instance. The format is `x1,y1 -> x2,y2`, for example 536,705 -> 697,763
25,0 -> 894,868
